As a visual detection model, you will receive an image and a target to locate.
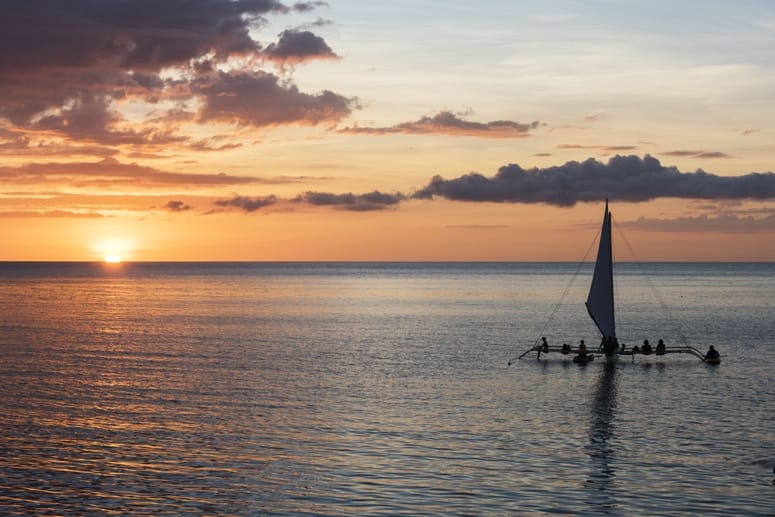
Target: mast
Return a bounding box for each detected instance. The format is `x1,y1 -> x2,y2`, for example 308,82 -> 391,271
585,199 -> 616,339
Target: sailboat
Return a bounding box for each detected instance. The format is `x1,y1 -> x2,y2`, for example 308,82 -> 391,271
516,200 -> 718,364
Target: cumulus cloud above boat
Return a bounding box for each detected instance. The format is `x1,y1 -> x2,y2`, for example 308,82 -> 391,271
412,155 -> 775,206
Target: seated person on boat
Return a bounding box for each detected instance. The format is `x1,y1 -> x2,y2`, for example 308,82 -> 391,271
577,340 -> 587,357
656,339 -> 666,355
704,345 -> 720,361
641,339 -> 652,355
561,343 -> 571,355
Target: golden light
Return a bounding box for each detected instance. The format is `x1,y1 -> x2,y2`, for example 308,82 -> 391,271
93,237 -> 134,263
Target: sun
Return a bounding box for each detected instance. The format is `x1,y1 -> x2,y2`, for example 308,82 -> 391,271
93,237 -> 134,263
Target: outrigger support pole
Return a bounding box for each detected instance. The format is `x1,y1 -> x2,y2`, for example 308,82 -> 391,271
513,344 -> 713,362
518,345 -> 540,360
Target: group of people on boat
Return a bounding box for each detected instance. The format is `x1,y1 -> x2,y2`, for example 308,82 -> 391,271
623,338 -> 666,356
540,336 -> 720,362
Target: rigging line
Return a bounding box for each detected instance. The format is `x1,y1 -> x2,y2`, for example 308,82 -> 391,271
612,218 -> 689,345
530,224 -> 600,347
510,228 -> 601,364
611,213 -> 621,341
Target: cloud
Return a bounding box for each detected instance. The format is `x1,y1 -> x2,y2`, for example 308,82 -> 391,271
412,155 -> 775,206
0,0 -> 350,146
625,213 -> 775,233
292,1 -> 330,12
264,29 -> 339,64
661,150 -> 732,159
340,111 -> 541,138
557,144 -> 638,152
446,224 -> 510,229
214,195 -> 278,212
0,158 -> 259,188
295,191 -> 405,211
194,71 -> 355,127
28,93 -> 187,146
0,209 -> 105,219
164,200 -> 192,212
0,133 -> 117,158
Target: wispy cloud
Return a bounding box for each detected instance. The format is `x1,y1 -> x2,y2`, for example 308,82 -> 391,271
625,213 -> 775,233
0,158 -> 259,188
341,111 -> 541,138
0,209 -> 105,218
557,144 -> 638,152
660,150 -> 732,159
446,224 -> 511,230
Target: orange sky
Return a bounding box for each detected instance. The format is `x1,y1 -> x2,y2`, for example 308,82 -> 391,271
1,1 -> 774,261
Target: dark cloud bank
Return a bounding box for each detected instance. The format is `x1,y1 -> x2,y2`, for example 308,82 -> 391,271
0,0 -> 354,146
213,156 -> 775,218
413,155 -> 775,206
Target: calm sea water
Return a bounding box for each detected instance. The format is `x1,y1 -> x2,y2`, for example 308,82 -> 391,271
0,262 -> 773,515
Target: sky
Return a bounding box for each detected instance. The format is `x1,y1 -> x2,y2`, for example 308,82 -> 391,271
1,0 -> 774,261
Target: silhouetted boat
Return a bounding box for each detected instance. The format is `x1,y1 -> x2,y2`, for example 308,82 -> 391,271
516,200 -> 717,364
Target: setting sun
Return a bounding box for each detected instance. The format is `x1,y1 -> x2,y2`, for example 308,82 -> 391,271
93,237 -> 135,263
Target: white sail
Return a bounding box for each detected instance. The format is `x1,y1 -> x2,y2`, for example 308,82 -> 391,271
586,200 -> 615,339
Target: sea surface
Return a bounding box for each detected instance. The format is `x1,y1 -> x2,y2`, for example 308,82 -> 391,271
0,262 -> 773,515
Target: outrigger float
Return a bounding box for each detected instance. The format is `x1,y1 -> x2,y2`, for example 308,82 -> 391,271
513,200 -> 720,365
519,342 -> 713,362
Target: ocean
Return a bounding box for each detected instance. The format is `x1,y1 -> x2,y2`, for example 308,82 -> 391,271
0,262 -> 773,515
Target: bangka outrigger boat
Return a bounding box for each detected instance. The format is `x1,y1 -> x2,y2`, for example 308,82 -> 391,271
515,200 -> 719,364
